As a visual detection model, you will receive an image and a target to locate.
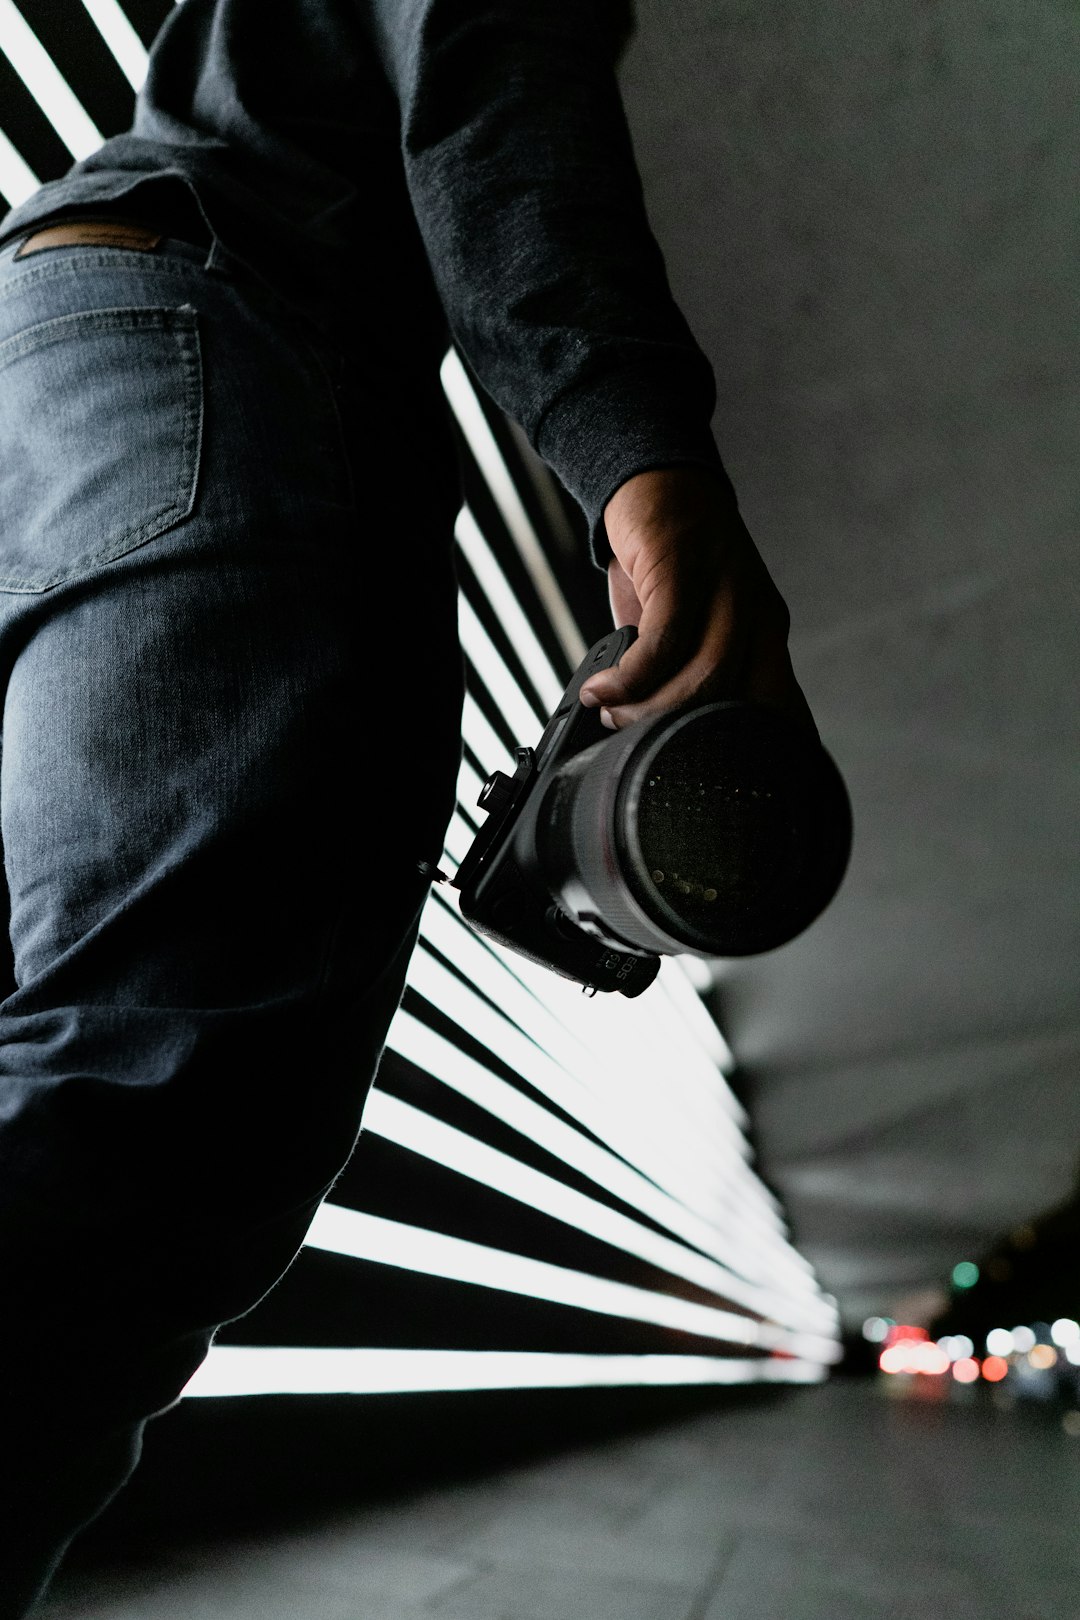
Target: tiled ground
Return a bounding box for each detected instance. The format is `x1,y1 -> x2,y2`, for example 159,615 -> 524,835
38,1379 -> 1080,1620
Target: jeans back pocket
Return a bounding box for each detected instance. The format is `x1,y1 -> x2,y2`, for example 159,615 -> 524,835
0,304 -> 202,593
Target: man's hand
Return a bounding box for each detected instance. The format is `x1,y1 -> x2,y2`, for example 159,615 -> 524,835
578,466 -> 816,736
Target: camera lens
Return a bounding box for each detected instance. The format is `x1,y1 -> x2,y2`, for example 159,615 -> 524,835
537,702 -> 852,958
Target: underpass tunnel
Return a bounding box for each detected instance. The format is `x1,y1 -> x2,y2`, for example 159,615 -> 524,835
0,2 -> 1076,1617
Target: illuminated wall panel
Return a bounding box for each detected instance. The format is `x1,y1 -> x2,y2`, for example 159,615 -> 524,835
0,0 -> 841,1404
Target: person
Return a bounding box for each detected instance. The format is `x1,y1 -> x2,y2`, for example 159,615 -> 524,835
0,0 -> 810,1610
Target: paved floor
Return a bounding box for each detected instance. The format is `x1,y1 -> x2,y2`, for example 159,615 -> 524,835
39,1379 -> 1080,1620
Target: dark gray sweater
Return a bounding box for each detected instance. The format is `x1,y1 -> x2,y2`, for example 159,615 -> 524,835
0,0 -> 733,564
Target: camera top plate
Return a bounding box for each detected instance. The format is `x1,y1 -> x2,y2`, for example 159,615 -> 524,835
453,625 -> 636,897
454,626 -> 661,996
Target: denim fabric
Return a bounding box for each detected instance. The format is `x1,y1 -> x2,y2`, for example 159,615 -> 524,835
0,225 -> 463,1615
0,0 -> 732,567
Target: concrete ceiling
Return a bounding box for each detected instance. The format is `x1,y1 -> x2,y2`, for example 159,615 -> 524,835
618,0 -> 1080,1329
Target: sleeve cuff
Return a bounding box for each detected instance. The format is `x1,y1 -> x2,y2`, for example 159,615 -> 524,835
533,365 -> 738,569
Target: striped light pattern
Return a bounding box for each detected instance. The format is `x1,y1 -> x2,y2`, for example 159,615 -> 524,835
0,0 -> 841,1399
190,355 -> 841,1395
0,123 -> 38,208
0,0 -> 103,162
79,0 -> 150,91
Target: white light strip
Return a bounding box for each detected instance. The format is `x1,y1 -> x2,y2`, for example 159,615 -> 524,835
419,892 -> 717,1159
183,1346 -> 826,1398
419,889 -> 738,1176
406,943 -> 805,1281
455,759 -> 484,821
406,901 -> 820,1302
440,349 -> 586,667
441,809 -> 475,870
78,0 -> 149,91
363,1090 -> 836,1356
431,881 -> 770,1259
0,125 -> 38,208
454,506 -> 566,710
462,689 -> 513,778
305,1205 -> 775,1346
408,942 -> 725,1227
422,819 -> 788,1251
384,1011 -> 836,1331
0,0 -> 103,159
458,590 -> 545,746
481,929 -> 749,1167
471,943 -> 794,1263
654,966 -> 736,1087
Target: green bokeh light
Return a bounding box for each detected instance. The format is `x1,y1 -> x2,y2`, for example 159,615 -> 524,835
952,1260 -> 979,1290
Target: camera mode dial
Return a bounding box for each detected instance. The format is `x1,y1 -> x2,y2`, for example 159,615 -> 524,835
478,746 -> 535,819
478,771 -> 514,817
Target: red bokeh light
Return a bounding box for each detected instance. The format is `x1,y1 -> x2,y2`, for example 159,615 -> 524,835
884,1323 -> 929,1348
953,1357 -> 980,1383
982,1355 -> 1009,1383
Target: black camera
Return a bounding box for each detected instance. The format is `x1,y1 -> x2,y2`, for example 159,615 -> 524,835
454,626 -> 852,997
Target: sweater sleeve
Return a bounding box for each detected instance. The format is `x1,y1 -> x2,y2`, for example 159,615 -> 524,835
361,0 -> 737,566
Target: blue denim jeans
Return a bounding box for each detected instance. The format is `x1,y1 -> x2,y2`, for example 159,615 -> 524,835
0,222 -> 463,1613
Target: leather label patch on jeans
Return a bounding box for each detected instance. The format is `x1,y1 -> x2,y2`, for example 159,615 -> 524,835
14,221 -> 164,259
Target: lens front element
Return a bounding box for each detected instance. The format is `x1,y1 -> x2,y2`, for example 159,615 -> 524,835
622,704 -> 852,956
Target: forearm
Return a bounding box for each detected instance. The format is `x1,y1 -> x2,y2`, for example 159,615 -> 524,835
362,0 -> 729,562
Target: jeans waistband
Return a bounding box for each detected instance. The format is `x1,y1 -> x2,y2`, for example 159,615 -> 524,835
0,213 -> 216,272
0,206 -> 339,366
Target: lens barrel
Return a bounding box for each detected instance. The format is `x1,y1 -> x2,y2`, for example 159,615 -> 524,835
537,702 -> 852,958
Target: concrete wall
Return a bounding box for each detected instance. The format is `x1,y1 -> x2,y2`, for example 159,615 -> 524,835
619,0 -> 1080,1326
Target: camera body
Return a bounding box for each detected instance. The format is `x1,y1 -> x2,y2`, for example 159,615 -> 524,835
454,626 -> 660,997
454,627 -> 853,997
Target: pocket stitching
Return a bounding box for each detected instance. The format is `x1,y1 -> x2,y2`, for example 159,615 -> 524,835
0,306 -> 202,593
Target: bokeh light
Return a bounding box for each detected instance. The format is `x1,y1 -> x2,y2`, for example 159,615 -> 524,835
878,1336 -> 950,1376
939,1333 -> 974,1362
982,1355 -> 1009,1383
918,1342 -> 950,1375
1051,1319 -> 1080,1347
985,1328 -> 1014,1357
1011,1326 -> 1036,1354
953,1357 -> 980,1383
952,1261 -> 979,1289
1029,1345 -> 1058,1370
862,1316 -> 891,1344
885,1324 -> 927,1346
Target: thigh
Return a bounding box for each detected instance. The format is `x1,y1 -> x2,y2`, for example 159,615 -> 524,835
0,236 -> 463,1392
